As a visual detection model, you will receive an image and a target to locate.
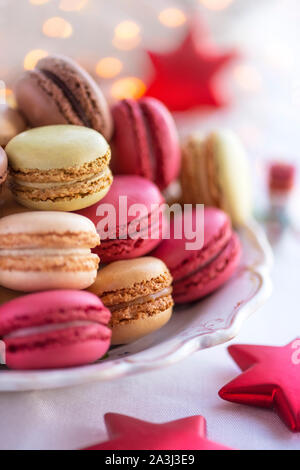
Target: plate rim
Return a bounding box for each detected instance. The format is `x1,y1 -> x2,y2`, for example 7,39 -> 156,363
0,219 -> 273,392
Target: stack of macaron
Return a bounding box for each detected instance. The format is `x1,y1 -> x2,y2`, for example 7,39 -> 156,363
0,54 -> 251,371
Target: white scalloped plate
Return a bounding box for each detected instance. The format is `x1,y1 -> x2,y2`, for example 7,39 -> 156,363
0,219 -> 273,392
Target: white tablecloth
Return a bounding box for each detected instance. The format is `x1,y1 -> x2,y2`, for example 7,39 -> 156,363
0,228 -> 299,450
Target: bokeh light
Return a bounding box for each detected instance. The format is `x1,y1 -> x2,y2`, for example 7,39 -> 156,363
199,0 -> 234,11
96,57 -> 123,79
29,0 -> 50,5
111,77 -> 146,100
112,36 -> 141,50
59,0 -> 88,11
114,21 -> 140,40
43,17 -> 73,38
233,64 -> 262,92
158,8 -> 186,28
24,49 -> 48,70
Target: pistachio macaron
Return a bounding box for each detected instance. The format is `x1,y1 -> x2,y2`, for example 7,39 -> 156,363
89,257 -> 174,345
6,125 -> 113,211
181,130 -> 252,226
0,211 -> 100,292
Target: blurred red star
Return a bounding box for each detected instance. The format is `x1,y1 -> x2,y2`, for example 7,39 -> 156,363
145,18 -> 238,111
219,340 -> 300,432
82,413 -> 232,450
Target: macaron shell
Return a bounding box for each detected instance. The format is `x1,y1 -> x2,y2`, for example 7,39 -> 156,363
5,335 -> 111,370
37,55 -> 113,140
111,307 -> 172,345
0,270 -> 98,292
89,257 -> 170,294
0,105 -> 27,148
77,175 -> 165,262
174,233 -> 242,303
15,70 -> 80,130
14,180 -> 112,212
112,98 -> 180,190
152,207 -> 232,281
0,147 -> 7,184
6,125 -> 109,170
209,131 -> 252,226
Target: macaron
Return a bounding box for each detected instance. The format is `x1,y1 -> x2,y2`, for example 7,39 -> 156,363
112,97 -> 181,190
181,130 -> 252,226
0,290 -> 111,370
89,257 -> 174,345
77,175 -> 165,263
0,104 -> 27,148
0,147 -> 8,190
6,125 -> 113,211
15,54 -> 113,141
0,211 -> 100,292
152,208 -> 242,303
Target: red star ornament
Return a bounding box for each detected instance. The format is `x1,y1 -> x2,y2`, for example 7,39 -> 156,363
219,340 -> 300,432
82,413 -> 232,450
145,18 -> 238,111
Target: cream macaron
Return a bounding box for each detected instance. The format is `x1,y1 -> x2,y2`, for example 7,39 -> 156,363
6,125 -> 113,211
181,130 -> 252,226
0,211 -> 100,292
89,257 -> 174,345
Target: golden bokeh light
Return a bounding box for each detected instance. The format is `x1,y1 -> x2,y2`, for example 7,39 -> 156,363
24,49 -> 48,70
29,0 -> 50,5
114,21 -> 140,40
158,8 -> 186,28
112,35 -> 141,51
233,65 -> 262,92
5,89 -> 17,109
96,57 -> 123,79
111,77 -> 146,100
43,17 -> 73,38
199,0 -> 234,11
59,0 -> 88,11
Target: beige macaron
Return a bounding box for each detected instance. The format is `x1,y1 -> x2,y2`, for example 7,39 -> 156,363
0,105 -> 26,148
0,211 -> 100,292
181,130 -> 252,226
89,257 -> 174,345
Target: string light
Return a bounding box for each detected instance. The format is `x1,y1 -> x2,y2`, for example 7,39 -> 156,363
59,0 -> 88,11
158,8 -> 186,28
96,57 -> 123,79
112,36 -> 141,50
111,77 -> 146,100
24,49 -> 48,70
199,0 -> 234,11
43,17 -> 73,38
233,64 -> 262,92
29,0 -> 50,5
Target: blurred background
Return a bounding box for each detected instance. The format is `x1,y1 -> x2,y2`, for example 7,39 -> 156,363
0,0 -> 299,199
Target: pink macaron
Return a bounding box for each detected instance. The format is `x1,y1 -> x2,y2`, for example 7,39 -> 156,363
0,290 -> 111,370
111,98 -> 181,190
152,207 -> 242,303
77,175 -> 165,263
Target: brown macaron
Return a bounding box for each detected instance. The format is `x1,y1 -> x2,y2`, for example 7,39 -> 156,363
89,257 -> 174,345
15,55 -> 113,141
0,105 -> 27,148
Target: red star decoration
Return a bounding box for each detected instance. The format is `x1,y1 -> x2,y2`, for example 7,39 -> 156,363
82,413 -> 232,450
219,340 -> 300,432
145,18 -> 238,111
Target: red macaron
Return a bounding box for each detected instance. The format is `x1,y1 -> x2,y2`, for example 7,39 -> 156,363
111,98 -> 181,190
0,290 -> 112,370
77,175 -> 165,263
152,207 -> 242,303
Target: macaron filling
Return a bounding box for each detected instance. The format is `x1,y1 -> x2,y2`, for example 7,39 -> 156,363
109,287 -> 173,313
5,320 -> 99,339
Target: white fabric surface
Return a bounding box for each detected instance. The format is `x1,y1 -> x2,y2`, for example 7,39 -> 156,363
0,228 -> 299,450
